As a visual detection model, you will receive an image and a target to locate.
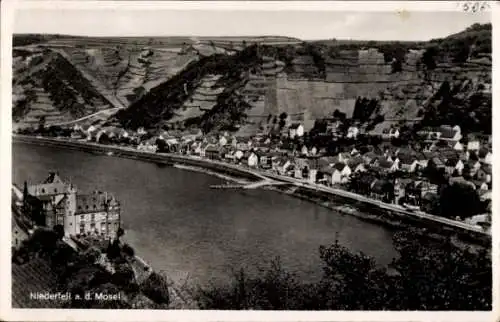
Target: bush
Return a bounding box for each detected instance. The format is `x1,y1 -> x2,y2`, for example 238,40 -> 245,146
140,272 -> 170,305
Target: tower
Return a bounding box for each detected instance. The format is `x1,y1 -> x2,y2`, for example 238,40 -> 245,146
63,181 -> 78,236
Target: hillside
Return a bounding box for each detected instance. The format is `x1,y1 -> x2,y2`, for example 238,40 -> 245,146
13,24 -> 492,135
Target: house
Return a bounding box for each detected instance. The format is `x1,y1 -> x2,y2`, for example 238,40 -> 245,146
308,168 -> 318,184
293,158 -> 310,179
379,127 -> 400,139
223,149 -> 237,163
452,141 -> 464,151
12,215 -> 31,250
420,192 -> 439,214
137,138 -> 158,153
300,145 -> 309,156
318,166 -> 333,185
327,120 -> 343,135
449,177 -> 477,191
332,163 -> 352,184
274,157 -> 292,175
337,152 -> 351,164
472,180 -> 489,191
191,141 -> 202,155
362,151 -> 383,164
347,156 -> 366,173
370,179 -> 394,203
467,140 -> 481,152
439,125 -> 462,142
474,165 -> 492,183
346,125 -> 360,139
444,158 -> 464,176
310,146 -> 318,156
219,135 -> 228,146
370,159 -> 399,173
80,124 -> 97,141
404,180 -> 438,207
202,144 -> 220,159
75,191 -> 121,238
234,150 -> 245,160
394,178 -> 414,204
289,123 -> 305,139
397,152 -> 420,173
247,151 -> 259,168
478,148 -> 492,165
23,172 -> 120,239
350,147 -> 360,156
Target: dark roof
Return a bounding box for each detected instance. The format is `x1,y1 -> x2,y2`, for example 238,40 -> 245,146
205,145 -> 220,153
439,125 -> 458,139
320,166 -> 336,175
348,156 -> 365,168
377,159 -> 393,169
371,179 -> 392,193
397,152 -> 417,165
445,158 -> 459,167
482,164 -> 492,175
431,157 -> 444,167
478,147 -> 490,158
76,192 -> 116,214
333,163 -> 346,171
289,123 -> 302,129
43,172 -> 65,184
422,192 -> 438,201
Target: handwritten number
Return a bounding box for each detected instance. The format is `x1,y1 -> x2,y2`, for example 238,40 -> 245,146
462,1 -> 490,12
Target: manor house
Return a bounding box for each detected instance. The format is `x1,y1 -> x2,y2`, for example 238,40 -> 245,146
22,172 -> 121,239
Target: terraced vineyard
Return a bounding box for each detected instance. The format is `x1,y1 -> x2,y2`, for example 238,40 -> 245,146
13,26 -> 492,135
12,258 -> 65,308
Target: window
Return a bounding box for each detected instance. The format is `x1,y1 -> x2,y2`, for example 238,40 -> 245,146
41,188 -> 45,193
54,188 -> 58,193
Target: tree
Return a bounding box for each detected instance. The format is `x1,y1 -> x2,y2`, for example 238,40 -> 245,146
53,224 -> 64,240
195,234 -> 491,310
438,183 -> 484,219
38,115 -> 46,133
140,272 -> 170,305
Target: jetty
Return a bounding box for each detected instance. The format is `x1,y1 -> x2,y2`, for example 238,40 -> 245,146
210,179 -> 289,190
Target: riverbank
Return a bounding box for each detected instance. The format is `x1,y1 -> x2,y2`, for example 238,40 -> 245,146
12,135 -> 490,248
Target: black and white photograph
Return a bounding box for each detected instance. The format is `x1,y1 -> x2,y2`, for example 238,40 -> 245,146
1,0 -> 497,320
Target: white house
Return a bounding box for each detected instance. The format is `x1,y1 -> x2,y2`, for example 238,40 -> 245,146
247,152 -> 259,168
234,150 -> 244,160
308,169 -> 318,184
346,126 -> 360,139
289,123 -> 304,139
337,152 -> 351,164
275,158 -> 292,175
455,159 -> 465,175
300,145 -> 309,156
467,140 -> 481,152
219,136 -> 228,146
332,163 -> 352,184
452,141 -> 464,151
439,125 -> 462,142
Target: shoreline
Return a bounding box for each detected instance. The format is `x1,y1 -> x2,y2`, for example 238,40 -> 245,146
13,135 -> 490,248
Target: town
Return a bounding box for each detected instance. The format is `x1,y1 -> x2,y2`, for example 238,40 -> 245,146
15,111 -> 493,232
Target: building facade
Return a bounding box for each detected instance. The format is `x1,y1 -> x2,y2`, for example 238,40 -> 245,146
23,172 -> 121,239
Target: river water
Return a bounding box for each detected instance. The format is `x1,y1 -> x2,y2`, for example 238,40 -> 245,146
13,143 -> 397,286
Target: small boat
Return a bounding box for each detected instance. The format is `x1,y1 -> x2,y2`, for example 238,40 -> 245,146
106,151 -> 114,156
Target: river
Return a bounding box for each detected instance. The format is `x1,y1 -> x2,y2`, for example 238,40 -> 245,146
13,142 -> 398,286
